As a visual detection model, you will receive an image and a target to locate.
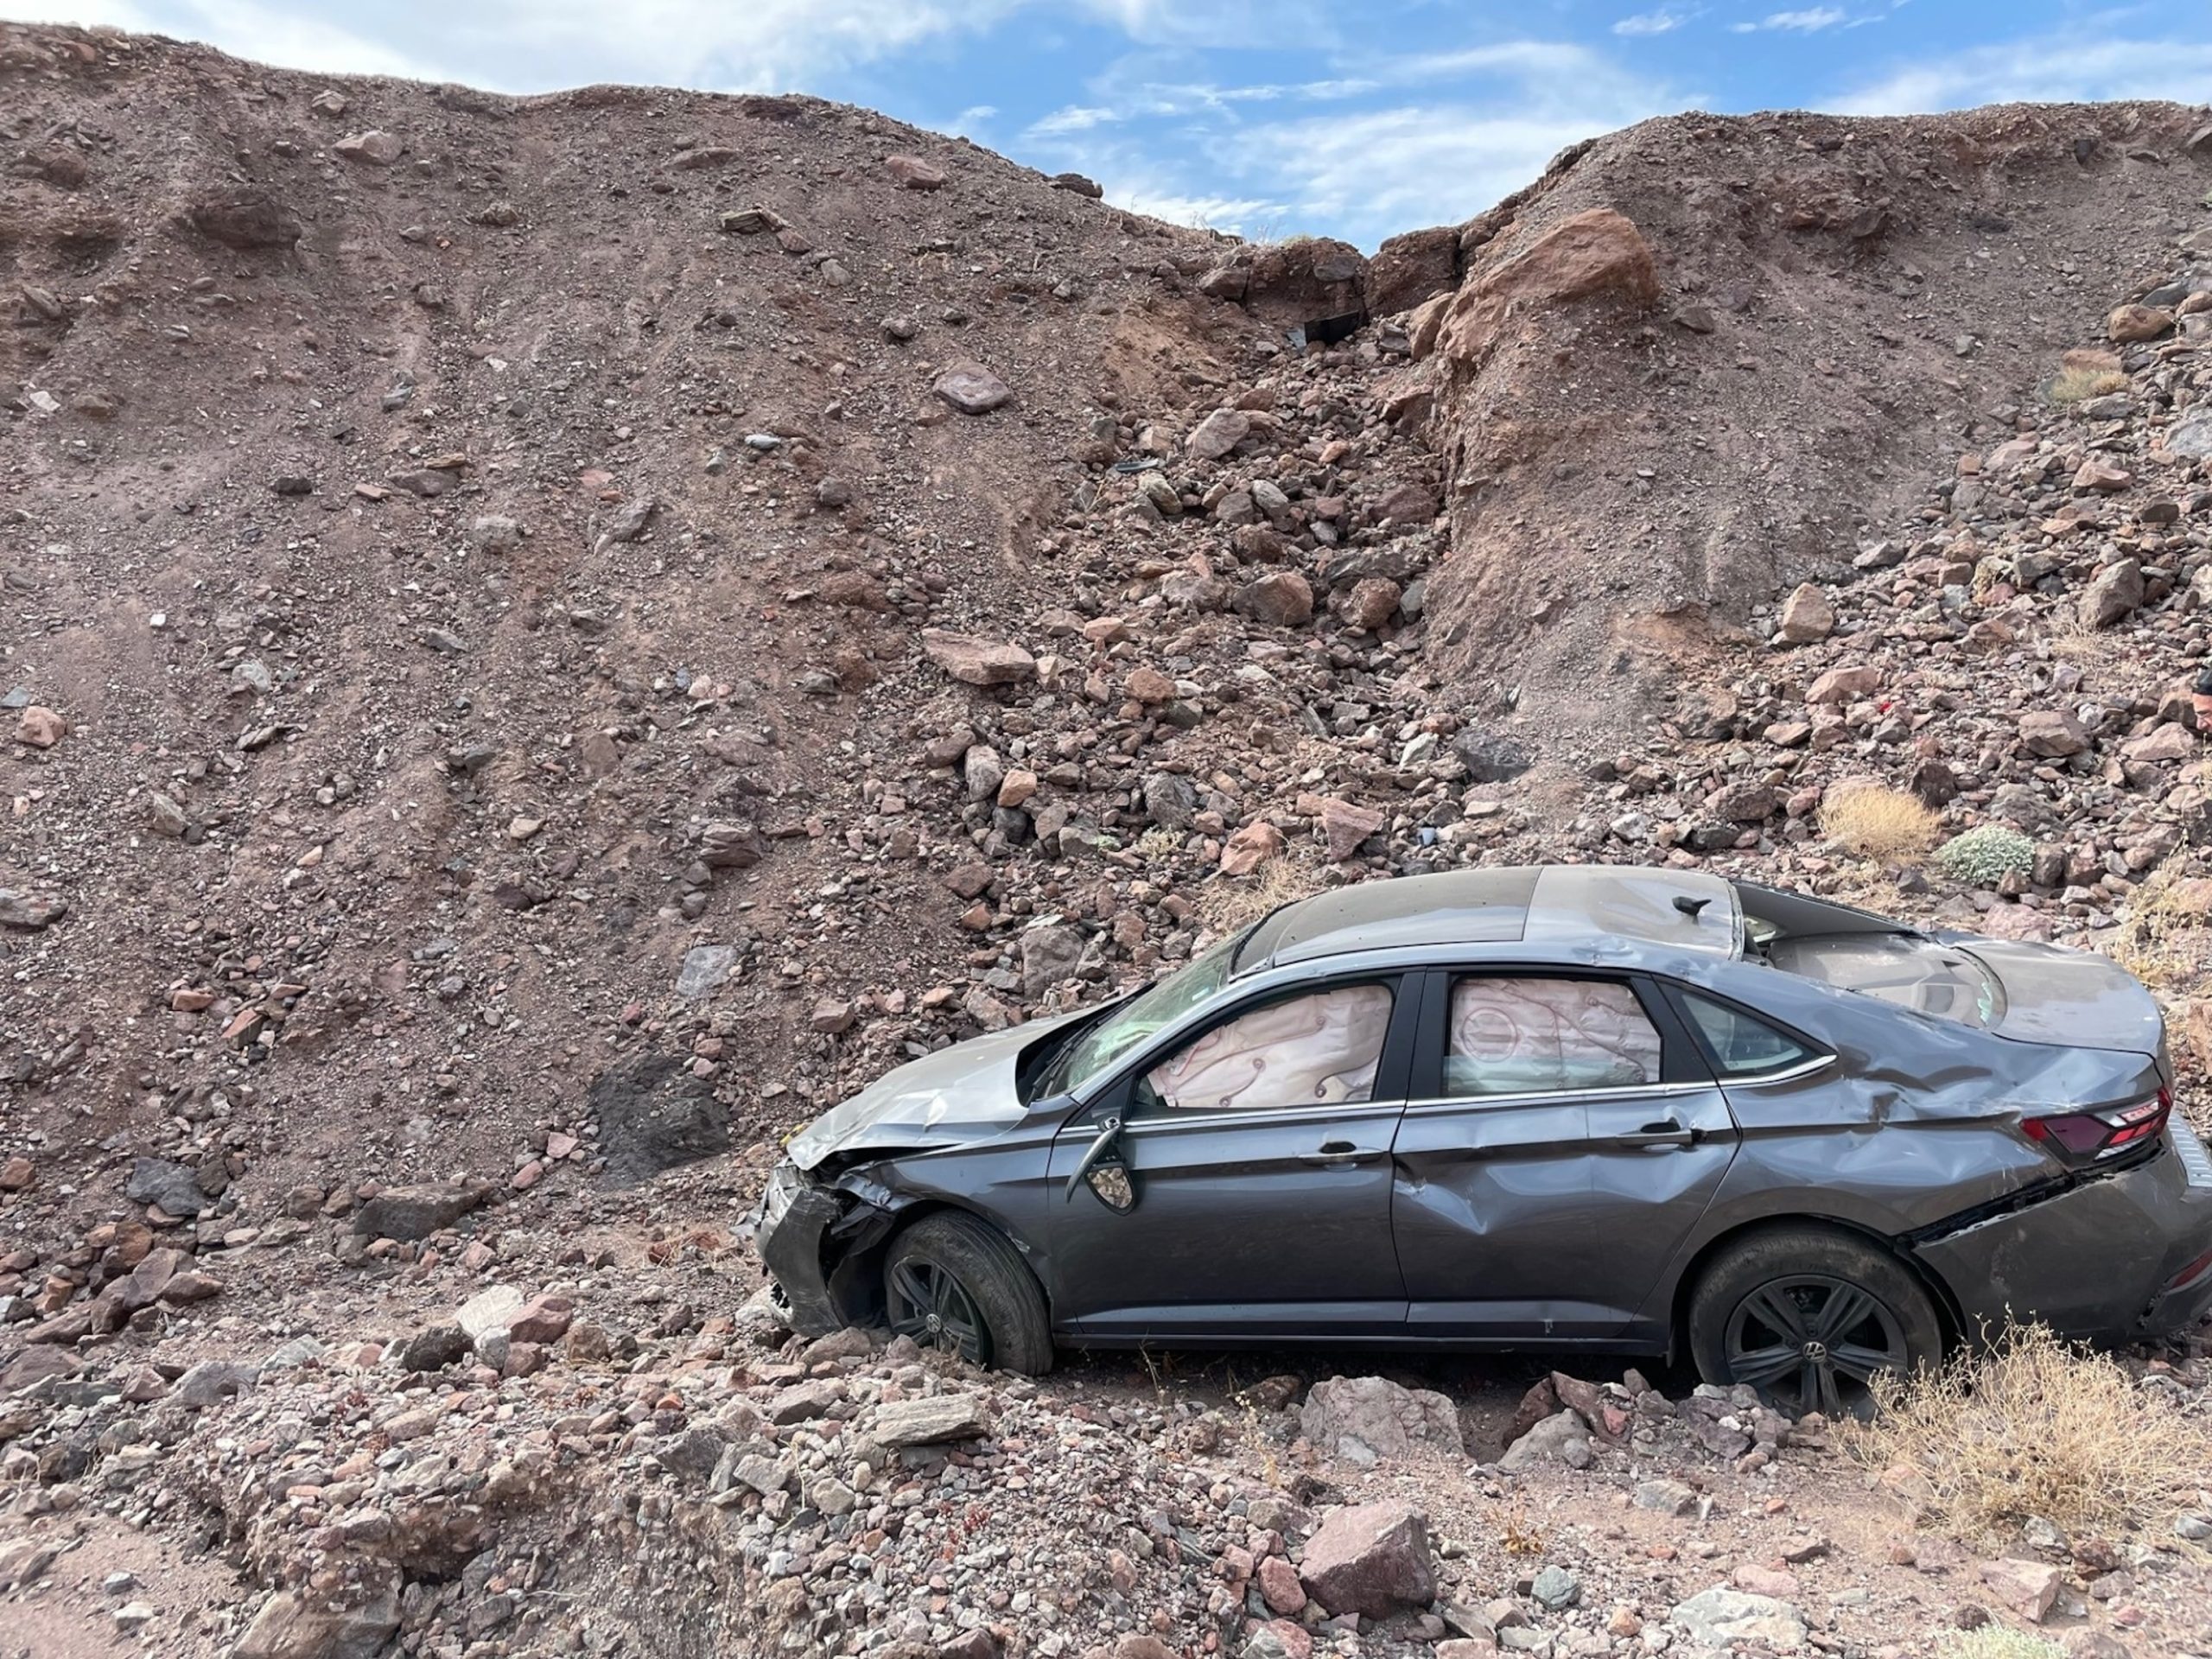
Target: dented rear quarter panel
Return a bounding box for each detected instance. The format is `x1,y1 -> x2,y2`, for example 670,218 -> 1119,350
1630,953 -> 2170,1334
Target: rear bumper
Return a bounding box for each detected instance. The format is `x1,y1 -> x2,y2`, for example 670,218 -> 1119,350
1912,1121 -> 2212,1344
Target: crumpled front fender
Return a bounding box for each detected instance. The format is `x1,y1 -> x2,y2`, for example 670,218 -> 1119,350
753,1161 -> 903,1337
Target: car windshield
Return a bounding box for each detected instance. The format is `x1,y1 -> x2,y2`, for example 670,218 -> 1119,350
1046,931 -> 1242,1096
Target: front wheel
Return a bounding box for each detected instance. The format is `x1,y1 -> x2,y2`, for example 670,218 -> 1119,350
1688,1227 -> 1942,1417
882,1211 -> 1054,1375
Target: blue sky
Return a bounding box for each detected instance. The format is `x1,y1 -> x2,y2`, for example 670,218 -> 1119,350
9,1 -> 2210,247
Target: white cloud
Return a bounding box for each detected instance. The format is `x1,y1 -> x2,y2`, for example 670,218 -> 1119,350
0,0 -> 1032,92
1075,0 -> 1338,49
1731,7 -> 1847,32
1832,30 -> 2212,113
1612,7 -> 1691,35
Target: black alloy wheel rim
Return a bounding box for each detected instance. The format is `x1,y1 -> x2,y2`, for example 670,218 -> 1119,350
1723,1274 -> 1909,1415
887,1258 -> 988,1363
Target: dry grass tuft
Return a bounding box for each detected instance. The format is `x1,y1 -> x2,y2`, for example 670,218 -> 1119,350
1940,1631 -> 2065,1659
2044,613 -> 2122,665
1821,780 -> 1941,862
2048,365 -> 2129,404
1847,1324 -> 2212,1543
1199,857 -> 1319,934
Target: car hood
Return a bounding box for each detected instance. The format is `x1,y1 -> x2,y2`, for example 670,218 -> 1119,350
785,1008 -> 1086,1172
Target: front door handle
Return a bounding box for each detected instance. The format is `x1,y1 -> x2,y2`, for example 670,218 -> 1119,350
1300,1140 -> 1387,1166
1618,1120 -> 1694,1150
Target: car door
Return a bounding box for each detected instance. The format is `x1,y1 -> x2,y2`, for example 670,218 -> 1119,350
1046,973 -> 1417,1340
1390,966 -> 1739,1341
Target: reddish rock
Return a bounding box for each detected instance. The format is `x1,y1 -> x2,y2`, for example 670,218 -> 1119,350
333,128 -> 404,165
1371,481 -> 1437,524
1125,666 -> 1176,705
1339,577 -> 1402,630
15,706 -> 67,747
922,629 -> 1035,685
1777,582 -> 1834,643
1258,1554 -> 1307,1615
1297,1501 -> 1436,1618
1185,408 -> 1252,461
509,1296 -> 575,1344
1805,664 -> 1881,704
1235,571 -> 1314,627
1980,1557 -> 2063,1622
2107,303 -> 2172,343
1220,821 -> 1285,875
0,1157 -> 31,1191
1318,798 -> 1386,861
2018,709 -> 2089,758
884,154 -> 948,190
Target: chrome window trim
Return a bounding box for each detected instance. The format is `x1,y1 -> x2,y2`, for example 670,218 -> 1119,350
1707,1052 -> 1837,1087
1402,1079 -> 1714,1116
1122,1098 -> 1410,1136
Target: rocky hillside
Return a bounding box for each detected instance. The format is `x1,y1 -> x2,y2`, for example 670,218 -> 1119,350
4,17 -> 2212,1659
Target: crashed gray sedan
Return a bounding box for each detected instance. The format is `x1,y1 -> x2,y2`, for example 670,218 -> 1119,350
754,865 -> 2212,1412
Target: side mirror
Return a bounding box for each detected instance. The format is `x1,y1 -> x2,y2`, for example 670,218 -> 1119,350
1084,1159 -> 1135,1213
1062,1112 -> 1124,1203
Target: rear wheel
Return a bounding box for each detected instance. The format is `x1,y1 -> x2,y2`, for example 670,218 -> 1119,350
1688,1228 -> 1942,1416
883,1211 -> 1054,1375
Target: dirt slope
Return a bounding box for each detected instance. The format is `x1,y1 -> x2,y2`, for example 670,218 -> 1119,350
1387,103 -> 2212,722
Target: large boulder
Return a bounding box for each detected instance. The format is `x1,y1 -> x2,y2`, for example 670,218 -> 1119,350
1443,208 -> 1661,364
1300,1376 -> 1464,1463
1297,1501 -> 1435,1618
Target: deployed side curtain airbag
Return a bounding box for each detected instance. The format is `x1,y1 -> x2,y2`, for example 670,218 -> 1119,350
1148,985 -> 1394,1111
1447,978 -> 1662,1095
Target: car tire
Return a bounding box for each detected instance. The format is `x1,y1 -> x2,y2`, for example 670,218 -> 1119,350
883,1211 -> 1055,1376
1688,1226 -> 1943,1416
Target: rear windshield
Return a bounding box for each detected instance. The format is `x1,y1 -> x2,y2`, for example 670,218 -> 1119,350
1764,935 -> 2005,1028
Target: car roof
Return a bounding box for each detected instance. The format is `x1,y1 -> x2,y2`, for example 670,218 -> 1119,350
1236,864 -> 1742,974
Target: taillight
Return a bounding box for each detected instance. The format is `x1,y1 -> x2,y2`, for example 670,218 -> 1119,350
2021,1090 -> 2171,1164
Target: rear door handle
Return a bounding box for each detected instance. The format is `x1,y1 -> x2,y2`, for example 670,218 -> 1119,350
1618,1120 -> 1695,1150
1300,1140 -> 1387,1166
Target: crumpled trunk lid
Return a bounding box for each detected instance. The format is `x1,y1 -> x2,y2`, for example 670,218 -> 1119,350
1957,938 -> 2167,1062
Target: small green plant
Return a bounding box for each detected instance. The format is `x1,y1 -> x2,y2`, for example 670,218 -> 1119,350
1933,823 -> 2036,887
1940,1630 -> 2065,1659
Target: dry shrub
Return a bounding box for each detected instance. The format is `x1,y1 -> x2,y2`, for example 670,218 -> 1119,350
1847,1323 -> 2212,1543
1821,780 -> 1940,862
2048,365 -> 2129,404
1199,857 -> 1318,934
2105,857 -> 2212,992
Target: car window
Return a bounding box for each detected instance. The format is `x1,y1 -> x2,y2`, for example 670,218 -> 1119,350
1680,991 -> 1816,1077
1444,976 -> 1662,1096
1048,931 -> 1243,1095
1144,984 -> 1394,1113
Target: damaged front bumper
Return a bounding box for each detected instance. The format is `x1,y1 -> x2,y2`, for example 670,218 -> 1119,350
1911,1119 -> 2212,1344
753,1160 -> 898,1338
